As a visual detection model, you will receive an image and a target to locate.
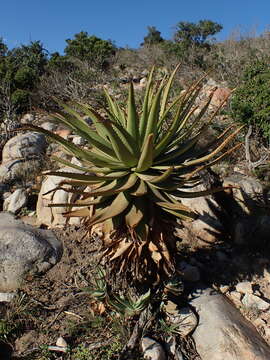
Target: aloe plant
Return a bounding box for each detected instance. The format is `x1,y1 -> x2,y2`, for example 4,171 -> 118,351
28,65 -> 241,281
107,289 -> 151,318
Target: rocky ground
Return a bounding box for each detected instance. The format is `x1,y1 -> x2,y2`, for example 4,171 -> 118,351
1,209 -> 270,359
1,81 -> 270,359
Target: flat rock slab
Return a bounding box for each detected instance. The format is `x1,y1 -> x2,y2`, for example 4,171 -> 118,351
190,286 -> 270,360
0,212 -> 62,292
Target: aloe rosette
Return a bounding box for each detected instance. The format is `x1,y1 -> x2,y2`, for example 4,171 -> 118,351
28,66 -> 241,281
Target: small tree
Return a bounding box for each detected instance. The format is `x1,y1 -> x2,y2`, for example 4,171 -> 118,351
0,40 -> 48,114
231,59 -> 270,141
0,37 -> 8,57
64,31 -> 116,68
141,26 -> 164,46
174,20 -> 223,50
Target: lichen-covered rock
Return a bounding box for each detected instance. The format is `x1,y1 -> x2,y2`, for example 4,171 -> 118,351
37,167 -> 83,227
3,188 -> 28,214
2,132 -> 47,163
190,286 -> 270,359
0,212 -> 62,292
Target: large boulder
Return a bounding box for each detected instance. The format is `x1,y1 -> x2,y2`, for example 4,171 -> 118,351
0,212 -> 62,292
190,286 -> 270,359
0,132 -> 48,184
2,132 -> 47,163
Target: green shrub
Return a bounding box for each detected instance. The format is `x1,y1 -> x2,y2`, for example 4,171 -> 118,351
231,60 -> 270,140
14,66 -> 37,89
11,89 -> 30,111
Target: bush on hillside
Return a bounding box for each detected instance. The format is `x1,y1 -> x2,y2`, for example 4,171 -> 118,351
231,60 -> 270,141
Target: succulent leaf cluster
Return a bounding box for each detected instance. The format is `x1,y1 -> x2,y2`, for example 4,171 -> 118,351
29,65 -> 241,281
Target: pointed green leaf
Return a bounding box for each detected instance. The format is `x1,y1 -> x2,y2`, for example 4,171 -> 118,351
127,82 -> 139,141
139,66 -> 155,142
87,192 -> 130,227
136,133 -> 154,172
160,63 -> 180,118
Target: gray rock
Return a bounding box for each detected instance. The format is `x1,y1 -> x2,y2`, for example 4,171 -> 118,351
20,113 -> 34,124
2,132 -> 47,163
40,122 -> 57,131
2,192 -> 11,200
3,189 -> 28,214
242,293 -> 270,311
0,292 -> 16,302
228,290 -> 243,307
235,281 -> 253,294
0,212 -> 62,292
219,285 -> 230,293
37,167 -> 83,227
72,135 -> 86,146
141,337 -> 166,360
190,286 -> 270,359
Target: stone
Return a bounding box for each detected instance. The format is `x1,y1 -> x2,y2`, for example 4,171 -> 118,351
40,122 -> 57,131
0,292 -> 16,302
2,192 -> 11,200
141,337 -> 166,360
219,285 -> 230,293
72,135 -> 86,146
177,261 -> 200,282
0,212 -> 62,292
228,291 -> 243,307
2,132 -> 47,163
20,113 -> 34,124
176,183 -> 223,245
56,337 -> 68,348
242,294 -> 270,311
263,268 -> 270,282
139,77 -> 147,86
236,281 -> 253,294
211,87 -> 231,108
36,167 -> 83,227
190,286 -> 270,360
3,188 -> 28,214
54,128 -> 71,139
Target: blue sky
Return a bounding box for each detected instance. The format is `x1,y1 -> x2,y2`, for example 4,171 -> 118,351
1,0 -> 270,54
